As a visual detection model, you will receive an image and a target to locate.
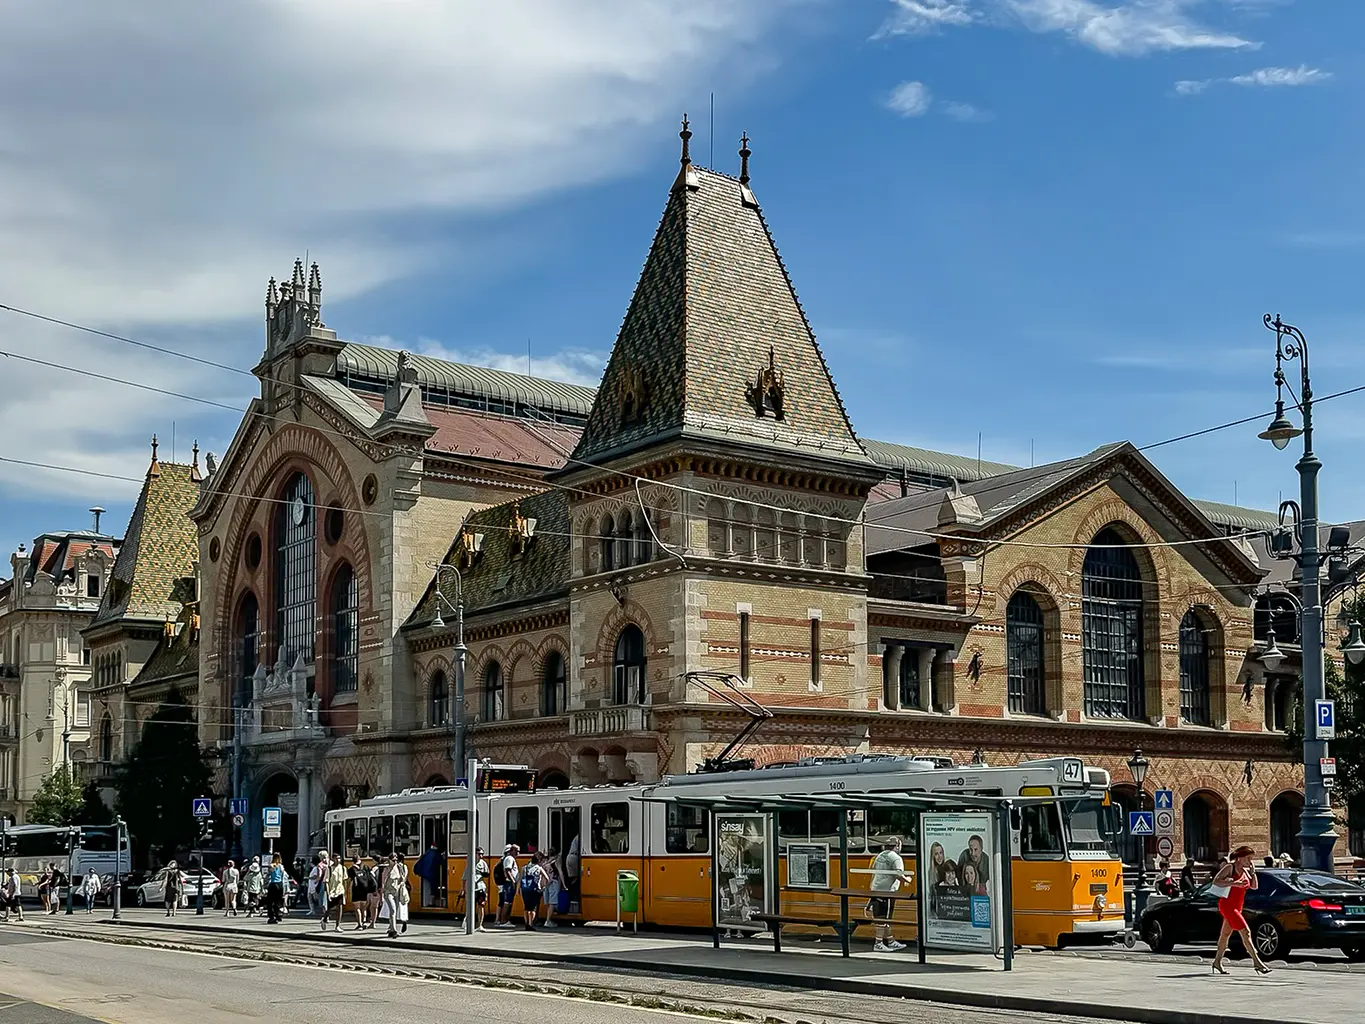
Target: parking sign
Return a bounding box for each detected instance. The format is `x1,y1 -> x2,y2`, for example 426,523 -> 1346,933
1315,699 -> 1336,740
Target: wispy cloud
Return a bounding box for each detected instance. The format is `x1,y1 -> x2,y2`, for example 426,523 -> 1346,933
415,340 -> 608,388
941,100 -> 994,122
878,0 -> 1257,56
887,80 -> 933,117
1176,64 -> 1331,96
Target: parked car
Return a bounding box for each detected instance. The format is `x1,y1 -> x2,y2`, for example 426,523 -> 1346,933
135,866 -> 221,908
1140,868 -> 1365,960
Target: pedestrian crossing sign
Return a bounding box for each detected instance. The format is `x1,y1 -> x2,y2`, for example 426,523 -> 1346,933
1128,810 -> 1155,836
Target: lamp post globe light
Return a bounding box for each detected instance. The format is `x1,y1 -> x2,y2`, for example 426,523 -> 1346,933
1257,314 -> 1337,872
1126,748 -> 1152,919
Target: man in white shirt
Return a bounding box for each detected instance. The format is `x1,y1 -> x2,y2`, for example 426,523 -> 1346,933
496,844 -> 520,927
868,837 -> 912,952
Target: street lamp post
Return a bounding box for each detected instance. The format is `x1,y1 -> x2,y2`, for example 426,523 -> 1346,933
1127,748 -> 1152,921
1258,313 -> 1337,872
430,564 -> 469,780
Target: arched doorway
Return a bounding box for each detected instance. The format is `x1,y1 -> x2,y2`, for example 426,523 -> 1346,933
1183,791 -> 1228,863
1270,791 -> 1303,862
1111,785 -> 1141,866
258,770 -> 300,869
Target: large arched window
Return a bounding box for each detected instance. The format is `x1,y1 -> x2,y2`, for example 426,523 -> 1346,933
612,625 -> 647,705
1082,527 -> 1145,720
1006,590 -> 1046,716
482,661 -> 504,721
238,593 -> 259,703
332,565 -> 358,693
274,472 -> 317,664
1179,610 -> 1211,725
98,713 -> 113,764
541,651 -> 566,717
430,670 -> 449,727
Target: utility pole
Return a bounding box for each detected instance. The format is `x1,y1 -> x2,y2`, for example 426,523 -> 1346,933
62,697 -> 71,771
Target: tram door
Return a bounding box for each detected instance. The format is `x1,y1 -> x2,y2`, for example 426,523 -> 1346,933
549,806 -> 582,914
422,814 -> 448,908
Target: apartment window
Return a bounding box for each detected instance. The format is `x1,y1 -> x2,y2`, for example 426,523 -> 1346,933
430,671 -> 449,727
738,612 -> 751,680
482,661 -> 504,721
75,690 -> 91,729
810,617 -> 821,689
612,625 -> 646,705
541,651 -> 566,716
86,575 -> 100,599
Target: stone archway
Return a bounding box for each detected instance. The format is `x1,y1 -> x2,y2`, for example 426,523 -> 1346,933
1269,791 -> 1303,862
255,769 -> 300,869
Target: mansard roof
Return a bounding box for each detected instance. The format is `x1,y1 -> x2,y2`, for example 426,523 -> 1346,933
565,157 -> 870,472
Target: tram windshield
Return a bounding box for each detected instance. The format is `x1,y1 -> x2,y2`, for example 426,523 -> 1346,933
1062,798 -> 1121,857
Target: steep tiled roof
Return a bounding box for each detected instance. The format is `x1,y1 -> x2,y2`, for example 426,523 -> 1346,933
405,487 -> 570,627
91,463 -> 200,627
568,164 -> 871,469
129,622 -> 199,691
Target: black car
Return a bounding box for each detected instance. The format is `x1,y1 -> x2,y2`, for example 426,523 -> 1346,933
1140,868 -> 1365,960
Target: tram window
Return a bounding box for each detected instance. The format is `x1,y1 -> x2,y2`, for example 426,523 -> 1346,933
330,823 -> 343,859
591,802 -> 631,854
346,818 -> 368,859
395,814 -> 422,857
868,807 -> 915,853
450,811 -> 469,854
847,810 -> 866,855
1019,804 -> 1064,859
506,806 -> 540,853
808,809 -> 865,854
1062,799 -> 1119,856
369,816 -> 393,856
666,804 -> 709,854
777,811 -> 809,852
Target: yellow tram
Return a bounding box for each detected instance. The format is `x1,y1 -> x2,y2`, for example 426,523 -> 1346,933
322,754 -> 1126,947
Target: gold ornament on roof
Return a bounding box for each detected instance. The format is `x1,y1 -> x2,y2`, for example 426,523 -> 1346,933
748,346 -> 786,419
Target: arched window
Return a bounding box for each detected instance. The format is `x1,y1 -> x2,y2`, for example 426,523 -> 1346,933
634,513 -> 654,565
1082,527 -> 1145,720
1006,590 -> 1046,715
1267,675 -> 1298,732
332,565 -> 358,693
482,661 -> 504,721
707,498 -> 729,557
430,670 -> 449,727
98,713 -> 113,764
612,625 -> 647,705
755,507 -> 777,562
599,515 -> 616,572
274,472 -> 317,664
238,593 -> 260,706
616,510 -> 635,568
1182,792 -> 1227,863
731,504 -> 753,560
1179,610 -> 1210,725
541,651 -> 566,717
1270,792 -> 1303,862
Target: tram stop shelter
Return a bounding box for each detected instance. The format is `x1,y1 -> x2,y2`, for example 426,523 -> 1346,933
644,787 -> 1087,971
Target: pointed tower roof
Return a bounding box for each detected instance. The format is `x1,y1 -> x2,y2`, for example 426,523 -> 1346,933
567,130 -> 872,473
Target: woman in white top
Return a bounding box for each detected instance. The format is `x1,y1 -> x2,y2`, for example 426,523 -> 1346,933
382,852 -> 411,938
80,868 -> 103,913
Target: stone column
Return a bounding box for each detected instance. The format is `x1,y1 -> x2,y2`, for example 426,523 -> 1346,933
296,768 -> 312,856
883,645 -> 903,710
917,648 -> 935,711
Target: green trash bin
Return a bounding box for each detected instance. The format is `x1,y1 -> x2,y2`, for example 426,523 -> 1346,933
616,870 -> 639,930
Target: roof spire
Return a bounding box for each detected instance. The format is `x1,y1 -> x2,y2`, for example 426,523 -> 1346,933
148,434 -> 161,479
679,114 -> 692,167
190,440 -> 202,483
739,131 -> 751,186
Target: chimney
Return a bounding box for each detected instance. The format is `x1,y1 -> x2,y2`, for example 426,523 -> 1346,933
89,507 -> 105,533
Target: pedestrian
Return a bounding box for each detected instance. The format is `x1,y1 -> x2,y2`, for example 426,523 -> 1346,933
221,860 -> 241,917
1211,844 -> 1272,976
48,862 -> 67,915
382,851 -> 411,938
364,855 -> 384,928
324,853 -> 346,931
80,868 -> 102,913
1155,861 -> 1178,899
867,837 -> 912,953
494,844 -> 519,927
541,847 -> 561,926
520,851 -> 546,930
471,846 -> 490,931
1,865 -> 23,922
346,856 -> 368,930
414,841 -> 444,909
307,853 -> 326,918
164,860 -> 184,917
265,854 -> 288,924
565,834 -> 581,909
36,864 -> 52,915
1179,859 -> 1197,897
243,857 -> 263,916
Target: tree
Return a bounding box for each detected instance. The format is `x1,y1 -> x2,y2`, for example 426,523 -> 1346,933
28,765 -> 83,825
76,781 -> 115,826
114,686 -> 212,865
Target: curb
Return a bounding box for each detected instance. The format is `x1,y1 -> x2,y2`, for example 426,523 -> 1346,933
66,918 -> 1315,1024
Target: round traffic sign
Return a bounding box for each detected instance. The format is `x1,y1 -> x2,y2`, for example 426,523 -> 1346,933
1157,836 -> 1174,859
1155,809 -> 1175,834
232,814 -> 245,827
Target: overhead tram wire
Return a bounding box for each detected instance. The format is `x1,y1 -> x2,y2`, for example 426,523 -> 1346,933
3,300 -> 1352,552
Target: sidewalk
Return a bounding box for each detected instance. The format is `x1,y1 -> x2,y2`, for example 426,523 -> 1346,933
23,908 -> 1358,1024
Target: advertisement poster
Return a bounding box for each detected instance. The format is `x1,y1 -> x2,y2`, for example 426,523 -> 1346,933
715,814 -> 771,931
787,843 -> 829,889
919,812 -> 998,953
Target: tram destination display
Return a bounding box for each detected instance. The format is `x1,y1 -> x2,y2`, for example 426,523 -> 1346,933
475,767 -> 538,794
786,843 -> 829,889
919,812 -> 1000,953
715,813 -> 771,931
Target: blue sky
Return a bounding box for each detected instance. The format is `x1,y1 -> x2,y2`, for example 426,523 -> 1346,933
1,0 -> 1362,556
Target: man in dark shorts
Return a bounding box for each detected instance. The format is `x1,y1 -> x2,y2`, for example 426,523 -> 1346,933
868,837 -> 912,952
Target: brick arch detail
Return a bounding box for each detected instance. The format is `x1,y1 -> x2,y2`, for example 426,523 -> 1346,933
503,638 -> 538,681
993,563 -> 1066,617
418,655 -> 453,705
593,599 -> 659,662
1068,501 -> 1166,592
532,634 -> 569,679
470,643 -> 508,683
1266,787 -> 1305,812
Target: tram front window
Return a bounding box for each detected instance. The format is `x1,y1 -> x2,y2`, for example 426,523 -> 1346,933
1063,799 -> 1120,856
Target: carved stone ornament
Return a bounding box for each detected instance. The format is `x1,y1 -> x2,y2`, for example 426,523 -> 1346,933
748,345 -> 785,419
617,364 -> 647,425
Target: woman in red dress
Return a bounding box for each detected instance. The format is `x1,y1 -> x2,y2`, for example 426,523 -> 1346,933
1212,844 -> 1272,975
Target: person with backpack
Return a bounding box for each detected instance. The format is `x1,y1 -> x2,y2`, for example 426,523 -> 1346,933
494,844 -> 519,927
520,851 -> 547,930
347,855 -> 370,930
265,854 -> 288,924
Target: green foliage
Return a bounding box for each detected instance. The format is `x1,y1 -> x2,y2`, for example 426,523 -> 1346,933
28,765 -> 83,825
76,781 -> 115,826
114,686 -> 212,864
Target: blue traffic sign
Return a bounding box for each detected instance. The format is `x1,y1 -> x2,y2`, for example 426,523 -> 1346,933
191,797 -> 212,818
1154,789 -> 1174,811
1128,810 -> 1155,836
1315,699 -> 1336,740
263,807 -> 282,828
228,797 -> 249,817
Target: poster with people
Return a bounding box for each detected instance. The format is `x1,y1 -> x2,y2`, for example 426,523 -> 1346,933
919,812 -> 999,953
715,814 -> 771,931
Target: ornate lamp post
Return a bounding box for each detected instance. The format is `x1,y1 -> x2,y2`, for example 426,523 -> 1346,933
1126,748 -> 1152,919
429,564 -> 468,778
1257,314 -> 1336,871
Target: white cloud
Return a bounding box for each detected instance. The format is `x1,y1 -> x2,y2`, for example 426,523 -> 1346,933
887,81 -> 934,117
414,341 -> 608,389
1175,64 -> 1331,96
0,0 -> 795,507
879,0 -> 1257,56
1175,78 -> 1212,94
941,100 -> 995,121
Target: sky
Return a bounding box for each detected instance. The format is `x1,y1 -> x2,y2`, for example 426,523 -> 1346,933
1,0 -> 1362,558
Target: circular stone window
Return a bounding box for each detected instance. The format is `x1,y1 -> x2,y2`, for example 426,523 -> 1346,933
325,506 -> 345,546
245,532 -> 262,570
361,474 -> 379,507
208,537 -> 221,563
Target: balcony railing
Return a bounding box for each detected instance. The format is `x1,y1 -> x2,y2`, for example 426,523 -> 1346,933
570,705 -> 652,737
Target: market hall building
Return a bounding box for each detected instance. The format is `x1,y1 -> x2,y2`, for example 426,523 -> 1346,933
188,128 -> 1318,869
